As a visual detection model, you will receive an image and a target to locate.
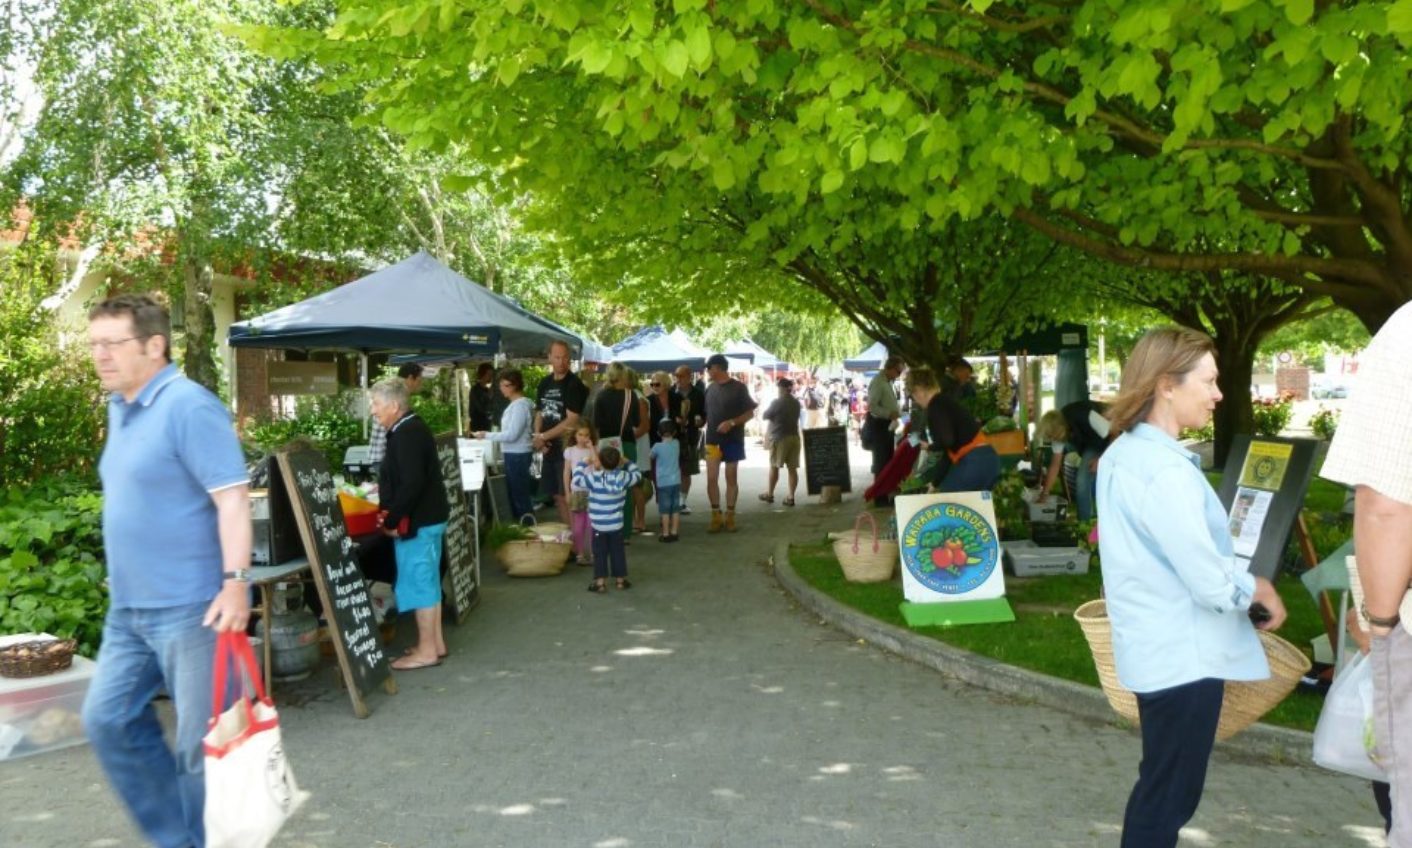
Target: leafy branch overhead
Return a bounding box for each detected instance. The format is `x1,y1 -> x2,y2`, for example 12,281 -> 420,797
262,0 -> 1412,332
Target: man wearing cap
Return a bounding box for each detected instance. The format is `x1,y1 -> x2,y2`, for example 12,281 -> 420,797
703,353 -> 757,532
759,378 -> 802,507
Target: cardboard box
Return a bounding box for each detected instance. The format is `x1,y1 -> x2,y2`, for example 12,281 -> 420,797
1004,540 -> 1089,577
0,655 -> 96,761
1024,494 -> 1068,523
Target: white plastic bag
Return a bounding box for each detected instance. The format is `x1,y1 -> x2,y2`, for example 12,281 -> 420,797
1312,652 -> 1385,782
203,632 -> 310,848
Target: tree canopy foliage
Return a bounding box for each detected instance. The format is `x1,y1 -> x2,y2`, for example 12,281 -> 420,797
270,0 -> 1412,338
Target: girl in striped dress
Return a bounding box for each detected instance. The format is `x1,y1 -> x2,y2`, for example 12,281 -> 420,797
571,444 -> 642,593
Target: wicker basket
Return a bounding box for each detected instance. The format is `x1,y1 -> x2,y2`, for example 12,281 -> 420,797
1074,599 -> 1311,740
832,512 -> 898,583
0,637 -> 77,678
497,515 -> 570,577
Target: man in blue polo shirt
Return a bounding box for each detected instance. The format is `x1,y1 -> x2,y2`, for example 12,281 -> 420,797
81,294 -> 252,848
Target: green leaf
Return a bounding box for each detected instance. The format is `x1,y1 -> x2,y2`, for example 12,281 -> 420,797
1390,0 -> 1412,35
685,24 -> 712,68
661,40 -> 690,77
712,158 -> 735,191
849,138 -> 868,171
497,56 -> 522,86
820,169 -> 844,194
1284,0 -> 1314,25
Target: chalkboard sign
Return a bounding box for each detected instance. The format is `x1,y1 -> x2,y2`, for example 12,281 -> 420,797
1215,435 -> 1318,582
803,426 -> 853,495
435,434 -> 480,623
274,450 -> 396,718
488,475 -> 513,524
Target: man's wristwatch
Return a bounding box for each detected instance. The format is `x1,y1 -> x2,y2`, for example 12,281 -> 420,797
1361,601 -> 1400,629
223,569 -> 252,583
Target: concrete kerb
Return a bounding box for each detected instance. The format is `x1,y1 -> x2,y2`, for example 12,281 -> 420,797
770,540 -> 1317,767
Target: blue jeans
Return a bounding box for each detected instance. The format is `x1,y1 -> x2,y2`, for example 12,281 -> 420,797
938,445 -> 1001,493
1074,446 -> 1102,521
82,601 -> 218,848
503,451 -> 534,520
1122,678 -> 1223,848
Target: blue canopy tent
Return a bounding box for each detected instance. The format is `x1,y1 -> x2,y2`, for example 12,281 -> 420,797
228,251 -> 578,358
611,326 -> 707,372
724,337 -> 785,372
844,340 -> 891,372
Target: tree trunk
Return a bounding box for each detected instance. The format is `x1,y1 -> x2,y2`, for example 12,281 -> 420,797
182,258 -> 219,392
1210,334 -> 1255,469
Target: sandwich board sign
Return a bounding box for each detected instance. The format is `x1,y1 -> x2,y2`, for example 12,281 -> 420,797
895,492 -> 1015,628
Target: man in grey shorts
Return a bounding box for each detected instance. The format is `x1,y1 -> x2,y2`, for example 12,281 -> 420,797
759,378 -> 801,507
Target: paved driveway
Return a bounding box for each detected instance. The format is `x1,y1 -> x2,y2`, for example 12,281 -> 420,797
1,452 -> 1383,847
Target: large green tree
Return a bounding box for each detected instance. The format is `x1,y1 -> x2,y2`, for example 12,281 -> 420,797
271,0 -> 1412,336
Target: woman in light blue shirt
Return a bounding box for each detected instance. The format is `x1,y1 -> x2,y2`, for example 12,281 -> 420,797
1096,327 -> 1287,848
473,368 -> 535,520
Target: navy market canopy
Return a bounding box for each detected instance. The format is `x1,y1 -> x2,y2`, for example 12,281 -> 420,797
724,337 -> 783,370
227,251 -> 578,357
844,340 -> 891,371
611,326 -> 707,372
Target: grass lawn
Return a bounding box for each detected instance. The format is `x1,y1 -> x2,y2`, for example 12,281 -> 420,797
789,449 -> 1355,733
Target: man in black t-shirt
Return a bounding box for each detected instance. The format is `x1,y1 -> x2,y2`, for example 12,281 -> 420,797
533,340 -> 590,525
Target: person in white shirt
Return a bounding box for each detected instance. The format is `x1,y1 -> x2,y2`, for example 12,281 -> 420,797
1321,300 -> 1412,847
863,356 -> 904,504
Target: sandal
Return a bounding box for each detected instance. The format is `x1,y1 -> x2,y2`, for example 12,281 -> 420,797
616,578 -> 632,590
758,493 -> 774,503
587,581 -> 607,594
783,497 -> 796,507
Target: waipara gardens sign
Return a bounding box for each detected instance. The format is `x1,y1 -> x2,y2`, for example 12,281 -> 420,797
895,492 -> 1014,627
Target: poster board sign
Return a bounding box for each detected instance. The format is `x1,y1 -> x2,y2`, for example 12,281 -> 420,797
1216,435 -> 1318,582
894,492 -> 1013,627
435,434 -> 480,623
488,475 -> 513,524
267,361 -> 339,395
274,450 -> 395,718
803,426 -> 852,495
457,439 -> 486,493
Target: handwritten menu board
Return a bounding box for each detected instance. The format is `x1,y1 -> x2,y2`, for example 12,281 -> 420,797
274,450 -> 396,718
803,426 -> 853,495
435,434 -> 480,623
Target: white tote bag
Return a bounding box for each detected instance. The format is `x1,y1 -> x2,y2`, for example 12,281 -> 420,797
1312,651 -> 1386,782
203,632 -> 310,848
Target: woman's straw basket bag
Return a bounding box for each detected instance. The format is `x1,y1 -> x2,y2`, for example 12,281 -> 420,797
1074,599 -> 1311,741
499,516 -> 571,578
832,512 -> 898,583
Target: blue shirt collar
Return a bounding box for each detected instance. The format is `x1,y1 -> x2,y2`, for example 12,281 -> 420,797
112,363 -> 182,409
1129,421 -> 1201,469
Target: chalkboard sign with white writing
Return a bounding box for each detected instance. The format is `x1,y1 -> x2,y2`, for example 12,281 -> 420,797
803,426 -> 852,495
435,434 -> 480,623
274,450 -> 395,718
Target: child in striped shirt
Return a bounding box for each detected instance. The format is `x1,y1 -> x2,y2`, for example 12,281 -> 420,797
571,445 -> 642,593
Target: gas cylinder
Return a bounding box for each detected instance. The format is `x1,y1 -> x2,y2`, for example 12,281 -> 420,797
267,583 -> 320,682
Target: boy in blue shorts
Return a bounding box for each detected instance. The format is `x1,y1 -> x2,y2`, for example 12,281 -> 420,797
651,420 -> 683,542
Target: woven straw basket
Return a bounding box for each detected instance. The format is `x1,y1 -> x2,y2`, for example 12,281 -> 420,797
833,512 -> 898,583
498,515 -> 571,578
1074,599 -> 1311,741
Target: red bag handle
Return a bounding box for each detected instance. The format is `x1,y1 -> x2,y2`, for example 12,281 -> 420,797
851,511 -> 880,554
210,631 -> 268,724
